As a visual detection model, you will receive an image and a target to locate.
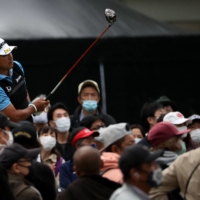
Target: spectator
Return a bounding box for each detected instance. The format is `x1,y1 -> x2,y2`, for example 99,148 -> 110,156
97,123 -> 135,183
12,120 -> 40,149
149,145 -> 200,200
138,101 -> 165,148
57,146 -> 121,200
148,122 -> 190,169
187,114 -> 200,145
0,112 -> 21,200
110,145 -> 163,200
130,124 -> 145,143
48,102 -> 75,161
59,127 -> 99,189
38,126 -> 65,184
156,96 -> 177,113
163,111 -> 197,151
80,114 -> 106,149
70,80 -> 116,128
80,114 -> 105,130
0,143 -> 42,200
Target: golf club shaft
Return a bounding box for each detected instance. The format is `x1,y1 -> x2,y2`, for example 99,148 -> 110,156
46,24 -> 112,100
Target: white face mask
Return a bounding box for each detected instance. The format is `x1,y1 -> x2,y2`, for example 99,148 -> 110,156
1,130 -> 13,146
134,138 -> 142,144
54,117 -> 71,133
32,112 -> 48,124
40,136 -> 56,151
176,126 -> 188,138
190,129 -> 200,143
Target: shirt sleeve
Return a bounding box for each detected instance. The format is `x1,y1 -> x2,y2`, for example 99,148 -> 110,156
0,87 -> 11,111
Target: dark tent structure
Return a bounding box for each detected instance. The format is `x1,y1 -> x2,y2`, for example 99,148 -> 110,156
1,0 -> 200,124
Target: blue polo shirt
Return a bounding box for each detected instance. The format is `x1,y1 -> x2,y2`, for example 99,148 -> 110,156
0,61 -> 25,111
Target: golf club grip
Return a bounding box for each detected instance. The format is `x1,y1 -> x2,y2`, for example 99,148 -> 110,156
45,93 -> 52,101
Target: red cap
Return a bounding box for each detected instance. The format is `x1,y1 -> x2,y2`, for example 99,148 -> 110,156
71,128 -> 99,146
148,122 -> 190,147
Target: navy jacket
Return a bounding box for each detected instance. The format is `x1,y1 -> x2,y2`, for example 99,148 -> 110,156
59,159 -> 77,189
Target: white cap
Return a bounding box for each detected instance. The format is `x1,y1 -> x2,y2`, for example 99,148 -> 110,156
95,123 -> 132,151
78,80 -> 100,94
0,38 -> 17,55
163,111 -> 190,125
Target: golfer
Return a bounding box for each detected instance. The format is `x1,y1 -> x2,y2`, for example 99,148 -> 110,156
0,38 -> 49,122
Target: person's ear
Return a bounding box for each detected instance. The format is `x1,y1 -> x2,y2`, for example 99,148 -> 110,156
75,143 -> 80,150
49,120 -> 55,128
73,165 -> 80,176
11,163 -> 21,174
77,96 -> 82,104
96,95 -> 100,103
111,145 -> 122,155
130,168 -> 140,181
147,117 -> 155,125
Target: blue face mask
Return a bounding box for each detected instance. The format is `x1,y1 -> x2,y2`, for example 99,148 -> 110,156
90,143 -> 96,148
82,100 -> 97,112
176,140 -> 187,155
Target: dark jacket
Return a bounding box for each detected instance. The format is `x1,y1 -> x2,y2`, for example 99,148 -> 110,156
0,164 -> 15,200
56,141 -> 75,162
56,175 -> 121,200
8,172 -> 42,200
59,159 -> 77,189
70,105 -> 116,128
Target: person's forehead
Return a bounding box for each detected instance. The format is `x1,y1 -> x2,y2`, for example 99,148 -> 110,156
81,86 -> 98,94
189,120 -> 200,126
53,108 -> 68,115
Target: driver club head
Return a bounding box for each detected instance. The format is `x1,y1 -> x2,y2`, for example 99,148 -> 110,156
105,8 -> 116,24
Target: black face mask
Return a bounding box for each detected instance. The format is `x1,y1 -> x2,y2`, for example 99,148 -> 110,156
17,163 -> 32,179
146,167 -> 163,187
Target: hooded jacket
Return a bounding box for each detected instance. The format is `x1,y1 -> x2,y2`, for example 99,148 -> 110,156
70,105 -> 116,128
100,152 -> 123,184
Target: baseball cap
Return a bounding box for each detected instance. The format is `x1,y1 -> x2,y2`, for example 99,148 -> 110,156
78,80 -> 100,94
163,111 -> 191,125
70,127 -> 99,146
12,121 -> 40,149
148,121 -> 190,147
0,143 -> 41,169
119,145 -> 163,177
0,113 -> 21,129
0,38 -> 17,55
95,123 -> 133,150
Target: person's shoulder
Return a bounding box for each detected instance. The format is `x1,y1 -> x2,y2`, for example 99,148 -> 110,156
18,185 -> 42,200
13,61 -> 24,74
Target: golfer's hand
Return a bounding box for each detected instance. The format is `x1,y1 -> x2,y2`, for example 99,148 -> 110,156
33,99 -> 50,112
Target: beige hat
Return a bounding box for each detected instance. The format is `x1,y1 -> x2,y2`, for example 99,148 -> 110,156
78,80 -> 100,94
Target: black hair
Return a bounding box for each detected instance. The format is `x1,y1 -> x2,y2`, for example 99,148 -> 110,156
47,102 -> 69,122
68,126 -> 85,144
80,114 -> 105,129
38,126 -> 61,161
157,113 -> 167,123
130,124 -> 145,137
105,137 -> 125,152
140,101 -> 163,133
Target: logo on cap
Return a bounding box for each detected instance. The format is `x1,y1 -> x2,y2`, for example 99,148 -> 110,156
177,113 -> 183,118
4,48 -> 11,54
6,86 -> 12,92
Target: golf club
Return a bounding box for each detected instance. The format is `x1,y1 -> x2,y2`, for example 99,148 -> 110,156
45,8 -> 116,100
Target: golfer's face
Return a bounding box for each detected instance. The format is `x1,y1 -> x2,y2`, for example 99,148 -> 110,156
0,53 -> 13,70
80,87 -> 99,101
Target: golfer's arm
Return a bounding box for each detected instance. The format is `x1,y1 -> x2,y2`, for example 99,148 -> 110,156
1,103 -> 34,122
26,90 -> 31,103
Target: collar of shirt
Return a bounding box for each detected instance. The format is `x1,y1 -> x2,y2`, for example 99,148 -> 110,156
79,109 -> 99,121
0,68 -> 13,82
